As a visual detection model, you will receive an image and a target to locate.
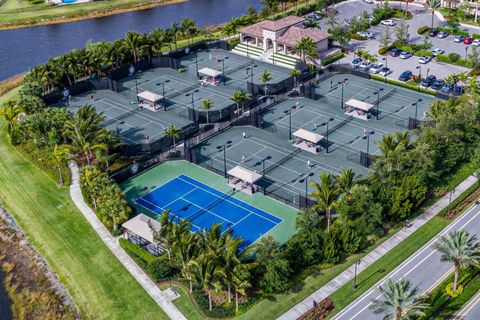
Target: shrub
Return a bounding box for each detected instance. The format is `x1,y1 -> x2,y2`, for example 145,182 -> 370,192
119,238 -> 156,264
298,298 -> 336,320
400,46 -> 413,53
370,75 -> 436,95
436,54 -> 452,63
445,283 -> 464,298
192,290 -> 235,317
350,34 -> 367,41
473,33 -> 480,40
456,59 -> 474,68
321,53 -> 345,66
415,50 -> 433,57
455,30 -> 470,37
417,26 -> 430,34
378,47 -> 387,55
449,53 -> 461,62
146,257 -> 176,282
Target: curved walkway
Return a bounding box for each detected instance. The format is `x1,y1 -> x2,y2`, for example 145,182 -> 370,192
68,161 -> 186,320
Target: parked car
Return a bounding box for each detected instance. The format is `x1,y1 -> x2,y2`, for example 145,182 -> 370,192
441,83 -> 455,93
431,79 -> 445,90
305,13 -> 321,20
438,31 -> 449,38
464,37 -> 474,44
363,0 -> 374,3
454,35 -> 465,43
473,39 -> 480,46
398,70 -> 412,82
453,85 -> 464,96
432,48 -> 445,56
418,56 -> 432,64
357,31 -> 374,39
359,62 -> 371,70
378,67 -> 392,76
390,48 -> 401,57
351,58 -> 362,68
420,75 -> 437,87
399,51 -> 412,59
369,63 -> 384,74
381,19 -> 395,26
428,29 -> 438,37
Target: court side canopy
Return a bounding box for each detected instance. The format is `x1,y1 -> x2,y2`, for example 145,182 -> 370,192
122,213 -> 161,243
227,166 -> 262,184
198,67 -> 223,77
293,128 -> 324,143
137,91 -> 164,102
345,99 -> 374,112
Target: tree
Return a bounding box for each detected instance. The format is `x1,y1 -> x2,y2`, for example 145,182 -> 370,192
202,99 -> 213,123
421,33 -> 432,50
304,19 -> 319,30
427,0 -> 442,27
124,31 -> 141,63
290,69 -> 301,88
394,23 -> 409,47
468,45 -> 480,67
336,168 -> 357,199
294,37 -> 319,62
0,101 -> 23,132
188,254 -> 222,311
310,171 -> 340,232
51,144 -> 70,186
151,28 -> 165,58
370,279 -> 428,319
446,17 -> 460,33
379,27 -> 393,49
180,18 -> 198,46
260,69 -> 273,96
433,230 -> 480,291
230,90 -> 251,115
165,125 -> 181,149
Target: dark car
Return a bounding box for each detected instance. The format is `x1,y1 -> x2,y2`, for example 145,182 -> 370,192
441,83 -> 455,93
429,29 -> 438,37
390,48 -> 401,57
420,75 -> 437,87
453,85 -> 464,96
398,70 -> 412,82
431,79 -> 445,90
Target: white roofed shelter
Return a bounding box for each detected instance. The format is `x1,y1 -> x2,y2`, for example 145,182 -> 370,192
292,128 -> 324,154
122,213 -> 163,256
227,165 -> 262,195
198,67 -> 223,86
344,99 -> 374,121
137,91 -> 165,112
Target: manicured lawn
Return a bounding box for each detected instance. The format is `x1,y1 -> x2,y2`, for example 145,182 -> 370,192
159,284 -> 205,320
0,117 -> 167,319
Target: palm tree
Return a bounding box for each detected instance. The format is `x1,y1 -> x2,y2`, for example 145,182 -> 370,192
427,0 -> 442,28
173,223 -> 199,293
51,144 -> 70,186
232,263 -> 252,312
0,101 -> 22,132
294,37 -> 318,63
310,171 -> 340,232
151,28 -> 165,58
81,166 -> 103,210
304,19 -> 319,30
202,99 -> 213,124
290,69 -> 301,88
336,168 -> 357,198
124,31 -> 141,63
180,18 -> 198,46
188,254 -> 222,311
170,23 -> 180,51
230,90 -> 251,116
165,125 -> 181,150
154,211 -> 174,260
259,69 -> 272,96
433,230 -> 480,291
370,279 -> 428,320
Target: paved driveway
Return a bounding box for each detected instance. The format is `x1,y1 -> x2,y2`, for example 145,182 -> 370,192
331,202 -> 480,320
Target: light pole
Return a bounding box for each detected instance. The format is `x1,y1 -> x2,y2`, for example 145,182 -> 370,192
298,172 -> 314,208
116,121 -> 125,135
449,188 -> 456,204
216,140 -> 232,178
412,98 -> 423,129
338,78 -> 348,109
426,67 -> 430,78
373,88 -> 384,120
362,129 -> 375,167
465,46 -> 470,59
221,57 -> 229,86
156,80 -> 171,111
416,65 -> 422,79
320,117 -> 334,153
246,65 -> 258,89
284,103 -> 298,140
353,259 -> 362,289
129,65 -> 139,101
382,57 -> 388,68
195,51 -> 199,78
256,156 -> 272,195
246,38 -> 250,58
185,89 -> 200,123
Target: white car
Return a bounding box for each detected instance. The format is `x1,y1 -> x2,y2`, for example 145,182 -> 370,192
363,0 -> 374,3
381,19 -> 395,26
369,63 -> 384,74
473,39 -> 480,46
359,62 -> 371,71
378,67 -> 392,76
357,31 -> 374,39
418,56 -> 432,64
432,48 -> 445,56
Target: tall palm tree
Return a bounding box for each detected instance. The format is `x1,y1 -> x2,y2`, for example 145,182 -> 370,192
427,0 -> 442,28
170,23 -> 180,52
188,254 -> 222,311
336,168 -> 357,199
124,31 -> 141,63
293,37 -> 318,63
303,19 -> 319,30
81,166 -> 103,210
310,171 -> 340,232
154,211 -> 174,259
290,69 -> 301,88
202,99 -> 213,124
51,144 -> 70,186
180,18 -> 198,46
259,69 -> 272,96
433,230 -> 480,291
232,263 -> 252,312
173,223 -> 199,293
370,279 -> 428,320
230,90 -> 251,116
0,101 -> 22,132
165,125 -> 181,150
150,28 -> 165,58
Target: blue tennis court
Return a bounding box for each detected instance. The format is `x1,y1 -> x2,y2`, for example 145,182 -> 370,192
135,175 -> 283,249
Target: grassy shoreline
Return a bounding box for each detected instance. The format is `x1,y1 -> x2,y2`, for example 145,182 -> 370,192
0,0 -> 186,30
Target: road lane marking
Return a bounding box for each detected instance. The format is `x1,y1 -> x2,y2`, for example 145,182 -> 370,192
454,291 -> 480,320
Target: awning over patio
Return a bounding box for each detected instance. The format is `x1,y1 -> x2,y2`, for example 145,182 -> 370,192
293,128 -> 325,144
227,166 -> 262,184
137,91 -> 164,103
122,213 -> 161,243
198,67 -> 223,78
345,99 -> 374,112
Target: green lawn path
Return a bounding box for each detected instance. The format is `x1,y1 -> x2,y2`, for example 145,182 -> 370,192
0,118 -> 167,319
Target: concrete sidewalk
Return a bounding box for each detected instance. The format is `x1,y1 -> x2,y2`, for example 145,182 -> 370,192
278,175 -> 478,320
68,162 -> 186,320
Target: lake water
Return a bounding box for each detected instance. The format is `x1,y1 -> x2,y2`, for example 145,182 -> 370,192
0,271 -> 13,320
0,0 -> 261,80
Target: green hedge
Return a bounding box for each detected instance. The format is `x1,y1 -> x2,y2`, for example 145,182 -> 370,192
400,46 -> 413,53
191,290 -> 261,318
439,182 -> 479,217
351,34 -> 367,41
321,53 -> 345,66
417,26 -> 430,34
370,75 -> 436,95
415,50 -> 433,57
119,238 -> 156,264
436,54 -> 452,63
146,257 -> 176,282
473,33 -> 480,39
436,54 -> 474,68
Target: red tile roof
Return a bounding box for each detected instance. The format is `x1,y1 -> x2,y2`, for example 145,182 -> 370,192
276,27 -> 330,46
238,16 -> 306,36
238,21 -> 270,38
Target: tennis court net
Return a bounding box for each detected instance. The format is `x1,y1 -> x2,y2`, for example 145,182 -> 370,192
167,83 -> 200,100
224,61 -> 254,76
186,189 -> 235,222
265,148 -> 301,174
379,88 -> 397,102
321,115 -> 353,136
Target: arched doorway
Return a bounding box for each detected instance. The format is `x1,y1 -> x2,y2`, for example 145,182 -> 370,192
266,38 -> 274,50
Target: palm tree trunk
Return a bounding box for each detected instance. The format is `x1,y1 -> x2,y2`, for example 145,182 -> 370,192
476,1 -> 479,23
454,265 -> 460,291
235,292 -> 239,312
326,207 -> 331,232
209,291 -> 213,311
189,281 -> 193,293
228,284 -> 231,303
57,165 -> 64,186
432,11 -> 435,27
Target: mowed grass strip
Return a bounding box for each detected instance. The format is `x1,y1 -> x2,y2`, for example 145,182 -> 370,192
0,119 -> 167,319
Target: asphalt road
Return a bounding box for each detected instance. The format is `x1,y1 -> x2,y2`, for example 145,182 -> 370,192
454,291 -> 480,320
331,201 -> 480,320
